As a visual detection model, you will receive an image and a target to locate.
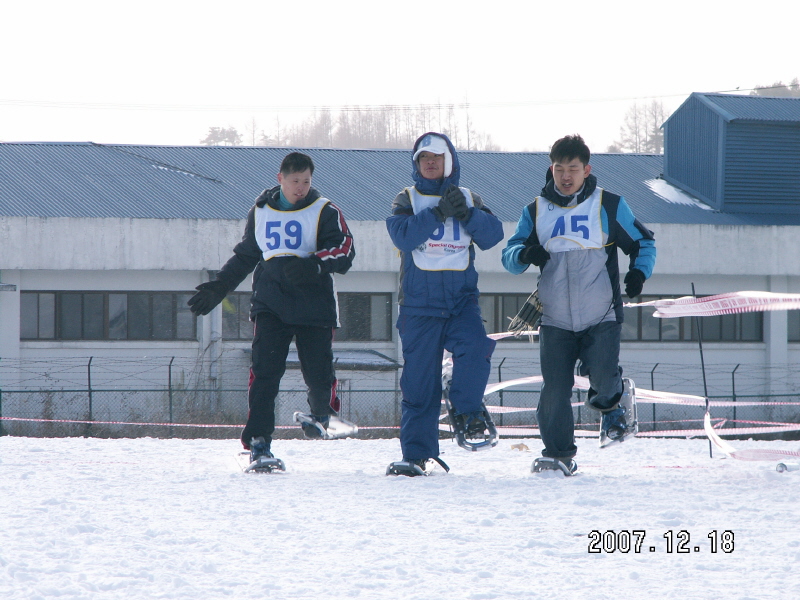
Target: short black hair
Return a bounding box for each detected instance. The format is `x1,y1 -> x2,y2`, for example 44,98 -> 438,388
280,152 -> 315,175
549,134 -> 590,166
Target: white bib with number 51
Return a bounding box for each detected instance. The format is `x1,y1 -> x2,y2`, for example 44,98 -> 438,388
407,186 -> 474,271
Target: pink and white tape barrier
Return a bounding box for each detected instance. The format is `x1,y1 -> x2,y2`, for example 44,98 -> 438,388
703,412 -> 800,461
627,291 -> 800,318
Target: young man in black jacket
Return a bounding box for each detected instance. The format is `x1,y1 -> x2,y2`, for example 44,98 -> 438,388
188,152 -> 357,467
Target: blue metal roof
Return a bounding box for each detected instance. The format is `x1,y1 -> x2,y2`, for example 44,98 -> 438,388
670,92 -> 800,124
1,141 -> 798,226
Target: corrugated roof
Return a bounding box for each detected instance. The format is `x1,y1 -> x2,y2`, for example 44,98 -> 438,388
1,141 -> 798,226
691,92 -> 800,124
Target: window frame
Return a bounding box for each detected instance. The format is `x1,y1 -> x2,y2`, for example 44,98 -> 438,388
218,291 -> 395,343
336,292 -> 393,342
20,291 -> 196,341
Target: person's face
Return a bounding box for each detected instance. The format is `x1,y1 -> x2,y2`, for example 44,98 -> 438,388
417,151 -> 445,180
551,158 -> 591,196
277,168 -> 312,204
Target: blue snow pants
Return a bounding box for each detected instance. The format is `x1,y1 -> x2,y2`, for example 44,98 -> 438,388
397,298 -> 496,461
538,321 -> 623,460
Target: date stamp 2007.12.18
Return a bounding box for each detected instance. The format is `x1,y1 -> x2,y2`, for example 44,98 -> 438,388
588,530 -> 735,554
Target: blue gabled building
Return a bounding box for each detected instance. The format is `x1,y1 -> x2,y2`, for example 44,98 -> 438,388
663,92 -> 800,214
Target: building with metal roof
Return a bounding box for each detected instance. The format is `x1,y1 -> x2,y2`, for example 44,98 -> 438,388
3,95 -> 800,430
663,92 -> 800,215
3,140 -> 800,225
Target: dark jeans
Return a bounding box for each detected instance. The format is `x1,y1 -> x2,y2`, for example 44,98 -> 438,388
240,311 -> 339,449
538,322 -> 623,460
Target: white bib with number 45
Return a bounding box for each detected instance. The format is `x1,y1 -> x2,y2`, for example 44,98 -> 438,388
535,187 -> 606,253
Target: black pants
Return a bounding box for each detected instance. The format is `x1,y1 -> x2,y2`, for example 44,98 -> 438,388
240,311 -> 339,449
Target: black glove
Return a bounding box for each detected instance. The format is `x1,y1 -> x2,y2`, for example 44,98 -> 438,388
519,244 -> 550,267
442,185 -> 470,221
624,268 -> 646,298
443,185 -> 467,208
187,280 -> 229,316
431,196 -> 458,222
283,256 -> 321,286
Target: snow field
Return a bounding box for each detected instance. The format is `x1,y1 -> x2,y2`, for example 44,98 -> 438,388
1,435 -> 799,600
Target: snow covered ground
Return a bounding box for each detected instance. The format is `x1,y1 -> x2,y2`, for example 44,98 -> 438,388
2,434 -> 799,600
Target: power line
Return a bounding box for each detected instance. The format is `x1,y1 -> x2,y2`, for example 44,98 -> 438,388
0,84 -> 792,114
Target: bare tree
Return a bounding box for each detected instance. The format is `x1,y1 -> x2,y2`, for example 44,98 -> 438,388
609,100 -> 670,154
244,117 -> 263,146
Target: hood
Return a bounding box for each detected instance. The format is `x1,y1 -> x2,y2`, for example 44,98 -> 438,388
411,132 -> 460,195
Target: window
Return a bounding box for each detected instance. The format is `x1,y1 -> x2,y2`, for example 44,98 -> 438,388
20,292 -> 196,341
218,292 -> 393,342
789,311 -> 800,342
622,295 -> 762,342
222,293 -> 254,341
478,293 -> 534,339
337,293 -> 392,341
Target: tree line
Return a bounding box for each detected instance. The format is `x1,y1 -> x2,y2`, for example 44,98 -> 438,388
750,78 -> 800,98
199,105 -> 501,152
200,78 -> 799,154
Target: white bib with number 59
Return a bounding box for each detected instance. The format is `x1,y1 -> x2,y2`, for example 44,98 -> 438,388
255,198 -> 329,260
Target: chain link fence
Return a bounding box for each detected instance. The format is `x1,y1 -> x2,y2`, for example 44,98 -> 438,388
2,355 -> 800,439
2,385 -> 798,440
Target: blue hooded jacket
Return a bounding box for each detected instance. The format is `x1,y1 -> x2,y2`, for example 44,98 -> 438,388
411,131 -> 461,195
387,132 -> 504,317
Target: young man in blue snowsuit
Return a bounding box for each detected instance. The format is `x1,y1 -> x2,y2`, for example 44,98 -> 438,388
386,132 -> 504,474
501,135 -> 656,474
188,152 -> 356,466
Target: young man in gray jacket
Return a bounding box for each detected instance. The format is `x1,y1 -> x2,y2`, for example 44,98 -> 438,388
502,135 -> 656,474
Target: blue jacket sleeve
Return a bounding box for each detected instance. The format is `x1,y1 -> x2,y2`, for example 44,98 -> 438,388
501,205 -> 536,275
614,198 -> 656,279
461,204 -> 504,251
386,207 -> 444,253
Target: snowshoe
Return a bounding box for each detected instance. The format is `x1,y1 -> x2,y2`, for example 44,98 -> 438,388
531,456 -> 577,476
599,378 -> 638,449
507,289 -> 543,334
446,401 -> 498,452
293,412 -> 358,440
241,437 -> 286,473
386,457 -> 450,477
440,352 -> 497,452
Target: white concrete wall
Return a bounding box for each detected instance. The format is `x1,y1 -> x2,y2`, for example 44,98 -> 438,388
3,217 -> 800,398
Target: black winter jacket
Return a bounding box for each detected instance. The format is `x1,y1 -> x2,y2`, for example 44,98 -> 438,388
214,186 -> 355,327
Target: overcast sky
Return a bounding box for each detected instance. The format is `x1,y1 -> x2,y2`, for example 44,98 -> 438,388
2,0 -> 797,153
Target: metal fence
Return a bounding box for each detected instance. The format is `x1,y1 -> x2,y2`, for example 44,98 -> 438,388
2,354 -> 800,439
2,385 -> 798,440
